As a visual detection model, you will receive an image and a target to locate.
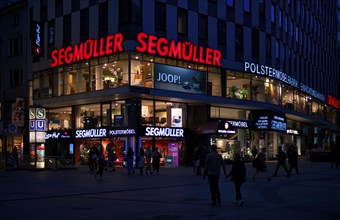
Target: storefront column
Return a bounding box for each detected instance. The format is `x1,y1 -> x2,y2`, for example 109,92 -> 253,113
237,111 -> 246,153
296,136 -> 301,155
76,68 -> 82,92
273,132 -> 278,156
72,106 -> 82,129
95,66 -> 103,90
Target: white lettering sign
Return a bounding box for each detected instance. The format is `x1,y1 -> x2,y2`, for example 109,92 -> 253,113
300,83 -> 325,102
227,120 -> 248,128
245,62 -> 298,88
156,72 -> 181,84
109,129 -> 136,135
35,23 -> 41,46
75,128 -> 107,138
145,127 -> 184,137
218,129 -> 236,134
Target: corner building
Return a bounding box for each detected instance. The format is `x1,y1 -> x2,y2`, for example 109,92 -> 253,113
2,0 -> 339,168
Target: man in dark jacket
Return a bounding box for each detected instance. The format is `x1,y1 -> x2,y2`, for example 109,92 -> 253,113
203,145 -> 228,206
273,147 -> 289,177
229,154 -> 246,206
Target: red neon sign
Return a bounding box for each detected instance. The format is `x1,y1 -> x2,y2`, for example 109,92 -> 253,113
328,95 -> 339,109
50,33 -> 124,67
135,32 -> 221,67
50,32 -> 222,68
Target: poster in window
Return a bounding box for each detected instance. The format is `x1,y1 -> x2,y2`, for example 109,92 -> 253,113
171,108 -> 182,127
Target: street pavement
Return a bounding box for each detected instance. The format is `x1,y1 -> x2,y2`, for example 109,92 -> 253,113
0,158 -> 339,220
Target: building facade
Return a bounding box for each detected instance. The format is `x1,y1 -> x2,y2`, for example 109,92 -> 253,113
0,0 -> 339,168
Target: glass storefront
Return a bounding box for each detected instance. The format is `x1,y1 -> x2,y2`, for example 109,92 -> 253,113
32,50 -> 338,166
33,51 -> 338,124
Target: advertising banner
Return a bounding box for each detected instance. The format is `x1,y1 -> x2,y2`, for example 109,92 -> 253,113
171,108 -> 182,127
12,98 -> 25,126
154,64 -> 206,94
168,143 -> 178,167
252,110 -> 287,132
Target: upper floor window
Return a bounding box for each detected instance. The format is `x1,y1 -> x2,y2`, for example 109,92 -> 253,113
80,9 -> 89,41
9,37 -> 22,57
198,14 -> 208,41
271,4 -> 275,23
259,0 -> 265,20
119,0 -> 142,25
131,0 -> 142,24
217,20 -> 226,45
98,2 -> 108,34
155,1 -> 166,31
63,14 -> 71,44
177,9 -> 187,35
55,0 -> 63,18
244,0 -> 251,12
40,0 -> 48,21
10,68 -> 23,87
12,13 -> 19,26
227,0 -> 234,7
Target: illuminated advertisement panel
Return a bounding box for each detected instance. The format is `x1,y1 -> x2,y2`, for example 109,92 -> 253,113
171,108 -> 182,127
154,64 -> 206,94
252,110 -> 287,132
32,21 -> 44,57
36,144 -> 45,169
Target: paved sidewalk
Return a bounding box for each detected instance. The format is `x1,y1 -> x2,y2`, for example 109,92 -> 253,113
0,159 -> 339,220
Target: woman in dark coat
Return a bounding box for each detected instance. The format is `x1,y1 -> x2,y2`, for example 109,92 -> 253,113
229,154 -> 246,206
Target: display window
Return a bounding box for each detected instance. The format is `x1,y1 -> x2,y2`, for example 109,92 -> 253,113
48,107 -> 72,130
141,138 -> 183,167
227,70 -> 251,100
34,54 -> 129,97
77,137 -> 126,167
281,84 -> 295,109
141,99 -> 187,128
130,53 -> 154,87
208,71 -> 221,96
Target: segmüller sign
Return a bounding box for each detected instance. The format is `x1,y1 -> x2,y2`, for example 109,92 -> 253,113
328,95 -> 339,109
50,32 -> 221,68
51,33 -> 124,67
142,126 -> 185,137
135,32 -> 221,66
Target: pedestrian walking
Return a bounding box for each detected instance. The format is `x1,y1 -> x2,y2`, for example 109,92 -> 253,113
137,147 -> 145,175
145,145 -> 152,175
11,146 -> 19,169
126,147 -> 135,175
287,144 -> 300,175
88,144 -> 99,171
252,148 -> 271,181
203,144 -> 228,206
106,145 -> 117,171
95,148 -> 105,179
272,147 -> 289,177
228,154 -> 246,206
193,147 -> 201,175
151,148 -> 162,175
251,146 -> 258,159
